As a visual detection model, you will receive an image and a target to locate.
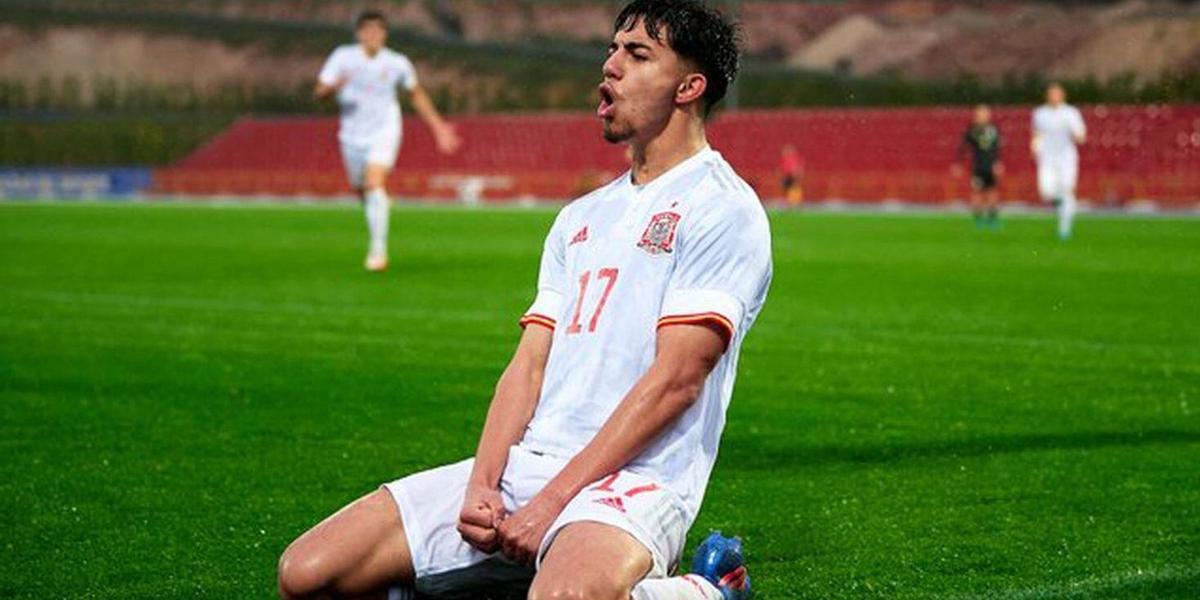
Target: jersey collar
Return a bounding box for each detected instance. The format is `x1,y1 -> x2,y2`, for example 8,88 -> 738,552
626,145 -> 716,196
358,45 -> 384,61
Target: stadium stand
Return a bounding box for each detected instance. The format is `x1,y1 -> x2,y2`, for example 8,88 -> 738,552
155,105 -> 1200,207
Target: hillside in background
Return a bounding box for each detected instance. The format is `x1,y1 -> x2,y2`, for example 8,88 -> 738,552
1,0 -> 1198,115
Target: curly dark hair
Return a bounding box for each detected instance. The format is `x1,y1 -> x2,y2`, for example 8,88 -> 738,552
614,0 -> 742,115
356,9 -> 388,29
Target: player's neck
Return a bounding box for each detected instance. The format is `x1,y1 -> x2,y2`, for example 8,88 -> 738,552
362,45 -> 383,58
629,115 -> 707,187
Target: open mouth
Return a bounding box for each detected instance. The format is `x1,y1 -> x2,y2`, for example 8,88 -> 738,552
597,83 -> 616,119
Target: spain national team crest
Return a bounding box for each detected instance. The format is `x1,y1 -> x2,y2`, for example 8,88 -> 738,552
637,211 -> 681,255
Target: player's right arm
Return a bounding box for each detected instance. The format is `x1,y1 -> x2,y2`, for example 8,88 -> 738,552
458,209 -> 569,552
312,80 -> 344,101
457,325 -> 553,552
313,48 -> 347,102
952,128 -> 970,175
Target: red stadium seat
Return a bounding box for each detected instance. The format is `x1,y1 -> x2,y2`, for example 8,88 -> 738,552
153,106 -> 1200,208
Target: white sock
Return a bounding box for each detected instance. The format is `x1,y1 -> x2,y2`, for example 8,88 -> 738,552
1058,192 -> 1076,239
365,187 -> 390,256
631,575 -> 722,600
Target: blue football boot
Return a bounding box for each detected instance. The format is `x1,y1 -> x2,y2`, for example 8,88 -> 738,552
690,531 -> 752,599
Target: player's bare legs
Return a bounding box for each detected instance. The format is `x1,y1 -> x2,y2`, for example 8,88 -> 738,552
529,521 -> 652,600
969,188 -> 985,226
1058,177 -> 1077,241
278,489 -> 414,599
362,164 -> 392,271
364,164 -> 389,192
985,188 -> 1000,226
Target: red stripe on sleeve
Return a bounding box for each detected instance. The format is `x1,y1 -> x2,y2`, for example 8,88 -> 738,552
656,312 -> 735,347
519,313 -> 557,330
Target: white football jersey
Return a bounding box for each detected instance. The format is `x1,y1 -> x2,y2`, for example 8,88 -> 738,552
1032,104 -> 1086,161
317,44 -> 418,147
518,146 -> 773,521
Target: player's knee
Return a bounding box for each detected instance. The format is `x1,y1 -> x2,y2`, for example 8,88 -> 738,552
276,547 -> 330,599
527,582 -> 582,600
529,577 -> 625,600
364,170 -> 387,190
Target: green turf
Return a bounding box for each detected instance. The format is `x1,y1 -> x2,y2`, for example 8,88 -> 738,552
1,202 -> 1197,599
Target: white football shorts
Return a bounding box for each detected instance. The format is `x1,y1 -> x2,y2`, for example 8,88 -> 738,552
1036,154 -> 1079,201
340,131 -> 400,189
383,444 -> 690,596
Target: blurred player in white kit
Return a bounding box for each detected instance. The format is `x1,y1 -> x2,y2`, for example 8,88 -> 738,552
315,10 -> 460,272
1031,83 -> 1087,240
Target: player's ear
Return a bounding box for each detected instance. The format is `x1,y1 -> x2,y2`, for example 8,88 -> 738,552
675,73 -> 707,107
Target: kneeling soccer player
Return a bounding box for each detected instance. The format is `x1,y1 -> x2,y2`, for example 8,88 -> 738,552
280,2 -> 771,598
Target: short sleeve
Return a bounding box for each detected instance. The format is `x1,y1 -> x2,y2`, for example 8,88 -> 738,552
520,208 -> 570,330
396,54 -> 419,91
657,197 -> 772,347
317,48 -> 343,86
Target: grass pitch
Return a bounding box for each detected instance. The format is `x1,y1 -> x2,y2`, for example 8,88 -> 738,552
1,202 -> 1197,599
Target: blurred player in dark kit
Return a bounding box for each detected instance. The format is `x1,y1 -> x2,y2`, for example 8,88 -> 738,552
955,104 -> 1003,229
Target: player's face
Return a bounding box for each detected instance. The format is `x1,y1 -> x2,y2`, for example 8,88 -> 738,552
1047,86 -> 1065,105
974,106 -> 991,124
598,19 -> 690,144
356,20 -> 388,53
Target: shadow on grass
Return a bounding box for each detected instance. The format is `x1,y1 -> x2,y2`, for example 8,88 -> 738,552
729,429 -> 1200,470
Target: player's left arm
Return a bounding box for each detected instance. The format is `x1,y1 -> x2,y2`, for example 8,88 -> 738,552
406,85 -> 461,154
394,54 -> 460,154
1030,110 -> 1045,157
1071,109 -> 1087,145
314,48 -> 347,102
